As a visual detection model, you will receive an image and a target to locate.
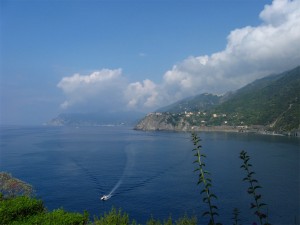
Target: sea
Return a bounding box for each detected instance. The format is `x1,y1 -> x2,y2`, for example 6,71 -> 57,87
0,125 -> 299,225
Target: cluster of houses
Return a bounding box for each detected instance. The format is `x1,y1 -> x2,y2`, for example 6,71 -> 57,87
148,111 -> 252,128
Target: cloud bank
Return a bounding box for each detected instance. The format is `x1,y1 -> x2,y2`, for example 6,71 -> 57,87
57,69 -> 127,111
58,0 -> 300,113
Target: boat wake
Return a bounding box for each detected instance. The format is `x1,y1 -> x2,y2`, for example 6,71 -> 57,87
73,143 -> 188,202
100,146 -> 136,200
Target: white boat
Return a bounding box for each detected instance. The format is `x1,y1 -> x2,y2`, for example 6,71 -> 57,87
100,195 -> 110,201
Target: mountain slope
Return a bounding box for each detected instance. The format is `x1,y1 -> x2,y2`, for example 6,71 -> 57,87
48,111 -> 144,126
214,66 -> 300,130
135,66 -> 300,134
157,93 -> 221,113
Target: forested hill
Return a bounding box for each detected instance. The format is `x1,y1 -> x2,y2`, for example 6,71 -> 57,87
214,66 -> 300,131
135,66 -> 300,135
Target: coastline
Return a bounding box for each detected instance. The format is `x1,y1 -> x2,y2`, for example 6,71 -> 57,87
134,125 -> 299,137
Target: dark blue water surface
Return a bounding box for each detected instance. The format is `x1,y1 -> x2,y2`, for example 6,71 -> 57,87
0,125 -> 299,224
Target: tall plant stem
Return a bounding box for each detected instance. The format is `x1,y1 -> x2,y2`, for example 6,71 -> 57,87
240,151 -> 270,225
196,147 -> 215,224
192,133 -> 218,225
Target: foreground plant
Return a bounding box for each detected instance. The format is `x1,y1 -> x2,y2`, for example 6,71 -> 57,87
192,133 -> 219,225
146,214 -> 197,225
93,207 -> 134,225
231,208 -> 241,225
240,151 -> 270,225
0,195 -> 89,225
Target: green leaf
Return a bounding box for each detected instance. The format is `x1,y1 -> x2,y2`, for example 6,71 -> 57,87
259,203 -> 267,207
254,185 -> 262,190
255,194 -> 261,201
250,203 -> 256,209
249,171 -> 256,176
197,180 -> 203,185
205,183 -> 212,189
200,189 -> 206,194
251,179 -> 258,183
210,194 -> 218,199
260,213 -> 267,219
203,170 -> 210,175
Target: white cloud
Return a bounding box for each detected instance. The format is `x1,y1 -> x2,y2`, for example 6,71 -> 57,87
57,69 -> 122,94
57,69 -> 126,111
160,0 -> 300,101
125,79 -> 160,110
58,0 -> 300,113
260,0 -> 299,26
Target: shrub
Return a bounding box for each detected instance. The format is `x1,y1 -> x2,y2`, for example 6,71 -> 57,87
146,216 -> 162,225
0,194 -> 88,225
18,209 -> 89,225
174,214 -> 197,225
146,214 -> 197,225
93,207 -> 133,225
0,195 -> 44,224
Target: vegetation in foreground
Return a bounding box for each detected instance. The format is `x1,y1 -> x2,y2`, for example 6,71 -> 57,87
191,133 -> 271,225
2,133 -> 296,224
0,172 -> 196,225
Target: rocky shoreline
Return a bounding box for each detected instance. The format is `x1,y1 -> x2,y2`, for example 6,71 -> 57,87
134,114 -> 299,137
135,124 -> 300,137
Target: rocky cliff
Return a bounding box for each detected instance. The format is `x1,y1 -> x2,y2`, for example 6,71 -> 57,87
134,113 -> 191,131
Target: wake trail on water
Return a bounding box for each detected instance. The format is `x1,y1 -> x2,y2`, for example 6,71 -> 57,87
105,146 -> 136,198
70,158 -> 105,194
114,147 -> 190,195
71,143 -> 189,200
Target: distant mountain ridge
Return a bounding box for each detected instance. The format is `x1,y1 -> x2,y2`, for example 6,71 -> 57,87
135,66 -> 300,135
48,111 -> 144,126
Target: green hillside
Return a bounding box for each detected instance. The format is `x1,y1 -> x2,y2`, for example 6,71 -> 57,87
214,66 -> 300,131
157,93 -> 221,113
136,66 -> 300,134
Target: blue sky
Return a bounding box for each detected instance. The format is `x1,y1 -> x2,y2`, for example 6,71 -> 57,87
1,0 -> 300,125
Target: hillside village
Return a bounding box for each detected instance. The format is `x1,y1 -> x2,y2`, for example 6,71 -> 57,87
136,66 -> 300,137
138,111 -> 269,134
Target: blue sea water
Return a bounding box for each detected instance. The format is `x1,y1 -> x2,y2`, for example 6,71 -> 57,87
0,125 -> 299,224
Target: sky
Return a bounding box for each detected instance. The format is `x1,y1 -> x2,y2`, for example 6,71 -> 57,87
1,0 -> 300,125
